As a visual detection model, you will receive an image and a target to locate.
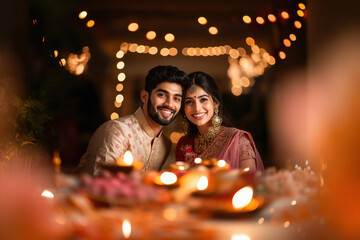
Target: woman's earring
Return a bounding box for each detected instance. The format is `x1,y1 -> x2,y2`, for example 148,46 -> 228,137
211,107 -> 222,128
182,118 -> 189,134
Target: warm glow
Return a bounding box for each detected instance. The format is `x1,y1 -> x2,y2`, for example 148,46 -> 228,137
229,49 -> 240,59
136,45 -> 145,53
149,46 -> 158,55
268,56 -> 276,65
297,10 -> 305,17
237,47 -> 246,56
116,84 -> 124,92
279,51 -> 286,59
116,94 -> 124,103
169,47 -> 178,56
209,26 -> 218,35
243,15 -> 251,24
231,86 -> 242,96
267,14 -> 277,22
160,48 -> 170,56
117,61 -> 125,69
298,3 -> 306,10
217,160 -> 227,167
283,39 -> 291,47
160,172 -> 177,185
122,219 -> 131,239
53,50 -> 58,58
110,112 -> 119,120
116,50 -> 124,59
289,34 -> 297,41
231,234 -> 251,240
79,11 -> 87,19
258,217 -> 265,224
198,17 -> 207,25
251,45 -> 260,54
128,23 -> 139,32
281,11 -> 290,19
123,150 -> 133,166
245,37 -> 255,46
197,176 -> 208,191
232,186 -> 253,209
194,157 -> 202,164
114,101 -> 122,108
86,20 -> 95,28
241,77 -> 250,87
41,190 -> 54,198
60,58 -> 66,66
146,31 -> 156,40
243,167 -> 250,172
294,21 -> 302,29
291,200 -> 297,205
284,221 -> 290,228
164,33 -> 175,42
256,16 -> 265,24
118,73 -> 126,81
163,207 -> 177,221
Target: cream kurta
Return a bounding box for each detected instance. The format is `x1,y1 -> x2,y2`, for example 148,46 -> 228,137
78,107 -> 171,175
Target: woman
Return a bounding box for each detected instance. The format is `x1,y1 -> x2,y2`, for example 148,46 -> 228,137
176,71 -> 264,172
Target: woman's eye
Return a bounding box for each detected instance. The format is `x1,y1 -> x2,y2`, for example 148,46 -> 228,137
200,98 -> 208,102
185,100 -> 192,104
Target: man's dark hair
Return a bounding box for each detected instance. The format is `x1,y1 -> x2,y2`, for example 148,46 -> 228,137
145,65 -> 189,95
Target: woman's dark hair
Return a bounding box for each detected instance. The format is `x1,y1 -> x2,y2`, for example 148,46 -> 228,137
182,71 -> 232,136
145,65 -> 189,96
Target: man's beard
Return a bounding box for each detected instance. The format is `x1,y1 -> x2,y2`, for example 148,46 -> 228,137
147,99 -> 177,126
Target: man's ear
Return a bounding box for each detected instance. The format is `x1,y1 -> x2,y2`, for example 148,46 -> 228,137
140,90 -> 148,104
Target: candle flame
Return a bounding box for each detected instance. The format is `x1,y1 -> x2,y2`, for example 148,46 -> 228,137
160,172 -> 177,185
232,186 -> 253,209
243,167 -> 250,172
196,176 -> 208,191
123,151 -> 133,165
217,159 -> 227,167
231,234 -> 251,240
41,189 -> 54,198
194,157 -> 202,164
122,219 -> 131,239
178,166 -> 185,170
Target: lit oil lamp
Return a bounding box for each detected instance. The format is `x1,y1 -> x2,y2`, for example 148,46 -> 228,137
169,161 -> 190,171
100,150 -> 140,173
154,171 -> 179,188
41,189 -> 54,199
122,219 -> 131,239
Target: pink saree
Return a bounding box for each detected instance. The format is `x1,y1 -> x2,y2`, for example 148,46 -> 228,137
176,127 -> 264,171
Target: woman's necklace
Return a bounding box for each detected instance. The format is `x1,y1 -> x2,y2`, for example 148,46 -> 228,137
194,126 -> 221,153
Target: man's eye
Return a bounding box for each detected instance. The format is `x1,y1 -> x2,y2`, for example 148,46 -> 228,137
174,97 -> 181,102
157,93 -> 165,97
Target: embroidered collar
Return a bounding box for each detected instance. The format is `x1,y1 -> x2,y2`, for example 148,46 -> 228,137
134,107 -> 163,139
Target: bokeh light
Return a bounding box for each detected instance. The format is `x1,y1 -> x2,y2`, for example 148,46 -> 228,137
86,20 -> 95,28
198,17 -> 207,25
146,31 -> 156,40
128,23 -> 139,32
209,27 -> 218,35
242,15 -> 252,24
164,33 -> 175,42
79,11 -> 87,19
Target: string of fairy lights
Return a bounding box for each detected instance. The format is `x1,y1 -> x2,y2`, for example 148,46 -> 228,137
32,2 -> 307,122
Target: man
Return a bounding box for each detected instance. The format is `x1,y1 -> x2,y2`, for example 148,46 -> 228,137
77,65 -> 189,175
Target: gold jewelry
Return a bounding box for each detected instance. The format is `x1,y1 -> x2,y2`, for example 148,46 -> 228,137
195,126 -> 221,153
189,76 -> 197,93
211,106 -> 222,127
181,118 -> 189,134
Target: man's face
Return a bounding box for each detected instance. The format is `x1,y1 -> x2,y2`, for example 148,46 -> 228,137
146,82 -> 183,126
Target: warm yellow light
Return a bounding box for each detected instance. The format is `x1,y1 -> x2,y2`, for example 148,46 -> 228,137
123,151 -> 134,166
160,48 -> 170,56
279,51 -> 286,59
164,33 -> 175,42
128,23 -> 139,32
209,26 -> 218,35
117,61 -> 125,69
53,50 -> 58,58
116,50 -> 125,59
243,167 -> 250,172
149,46 -> 158,55
267,14 -> 277,22
241,76 -> 250,87
294,21 -> 302,29
41,190 -> 54,198
194,157 -> 202,164
229,49 -> 240,59
146,31 -> 156,40
86,20 -> 95,28
122,219 -> 131,239
217,160 -> 227,167
198,16 -> 207,25
60,58 -> 66,66
231,78 -> 241,88
116,83 -> 124,92
79,11 -> 87,19
116,94 -> 124,103
231,234 -> 251,240
289,34 -> 297,41
160,172 -> 177,185
197,176 -> 208,191
283,39 -> 291,47
169,47 -> 178,56
268,56 -> 276,65
291,200 -> 297,205
258,217 -> 265,224
136,45 -> 145,53
256,16 -> 265,24
163,207 -> 178,221
284,221 -> 290,228
237,47 -> 246,56
281,11 -> 290,19
110,112 -> 119,120
231,86 -> 242,96
118,73 -> 126,81
243,15 -> 251,24
232,186 -> 253,209
245,37 -> 255,46
251,45 -> 260,54
114,101 -> 122,108
298,3 -> 306,10
128,43 -> 138,52
297,10 -> 305,17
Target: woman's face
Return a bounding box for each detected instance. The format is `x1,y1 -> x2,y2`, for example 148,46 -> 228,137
184,86 -> 217,133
